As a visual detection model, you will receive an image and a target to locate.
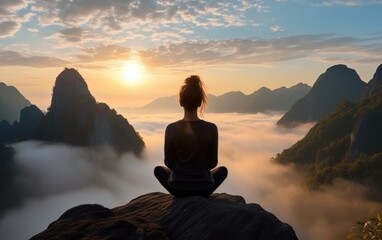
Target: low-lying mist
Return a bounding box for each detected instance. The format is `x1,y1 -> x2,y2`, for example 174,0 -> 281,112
0,113 -> 380,240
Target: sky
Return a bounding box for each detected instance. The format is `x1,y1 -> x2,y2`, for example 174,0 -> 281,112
1,113 -> 381,240
0,0 -> 382,108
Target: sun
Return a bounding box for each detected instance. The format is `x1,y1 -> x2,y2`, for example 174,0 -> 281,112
123,59 -> 145,85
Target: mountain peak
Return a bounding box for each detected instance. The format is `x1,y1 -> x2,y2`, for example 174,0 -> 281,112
277,64 -> 366,127
56,68 -> 86,86
254,86 -> 271,94
50,68 -> 95,112
313,65 -> 358,87
326,64 -> 349,72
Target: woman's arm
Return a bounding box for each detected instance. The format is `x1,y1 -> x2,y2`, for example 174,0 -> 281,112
164,125 -> 175,169
209,125 -> 218,169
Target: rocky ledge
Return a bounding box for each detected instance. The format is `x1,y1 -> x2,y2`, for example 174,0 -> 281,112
31,192 -> 298,240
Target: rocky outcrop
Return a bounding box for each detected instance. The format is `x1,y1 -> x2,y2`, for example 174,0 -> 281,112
0,105 -> 45,143
89,103 -> 144,153
18,105 -> 46,140
363,64 -> 382,98
0,82 -> 31,123
350,64 -> 382,158
277,64 -> 366,128
349,110 -> 382,159
0,68 -> 145,154
42,68 -> 98,145
31,192 -> 298,240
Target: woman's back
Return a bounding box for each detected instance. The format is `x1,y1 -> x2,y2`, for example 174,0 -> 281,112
154,75 -> 227,197
165,120 -> 218,190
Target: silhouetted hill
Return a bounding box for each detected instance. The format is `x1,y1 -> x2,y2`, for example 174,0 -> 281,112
129,83 -> 311,114
277,65 -> 366,127
31,192 -> 298,240
275,64 -> 382,200
0,82 -> 31,123
0,68 -> 144,154
0,144 -> 20,212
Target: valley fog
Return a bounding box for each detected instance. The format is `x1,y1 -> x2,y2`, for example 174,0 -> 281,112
0,113 -> 380,240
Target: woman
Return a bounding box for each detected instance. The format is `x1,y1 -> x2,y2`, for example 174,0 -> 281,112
154,75 -> 228,197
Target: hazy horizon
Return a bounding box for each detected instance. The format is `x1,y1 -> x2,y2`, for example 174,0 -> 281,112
0,112 -> 380,240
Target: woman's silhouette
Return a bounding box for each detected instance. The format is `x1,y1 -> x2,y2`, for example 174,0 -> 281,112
154,75 -> 228,197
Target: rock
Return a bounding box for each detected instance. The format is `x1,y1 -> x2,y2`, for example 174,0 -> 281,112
349,64 -> 382,158
277,64 -> 366,128
18,105 -> 46,140
41,68 -> 145,154
363,64 -> 382,98
0,68 -> 145,154
89,103 -> 144,154
31,192 -> 298,240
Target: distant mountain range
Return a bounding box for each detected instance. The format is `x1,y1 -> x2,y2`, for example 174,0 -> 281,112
275,64 -> 382,200
0,82 -> 31,123
277,64 -> 366,127
127,83 -> 311,114
0,68 -> 145,154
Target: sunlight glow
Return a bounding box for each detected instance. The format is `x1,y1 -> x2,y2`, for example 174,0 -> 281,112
123,59 -> 145,85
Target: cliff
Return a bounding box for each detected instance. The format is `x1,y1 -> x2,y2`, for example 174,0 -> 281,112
31,192 -> 298,240
274,64 -> 382,197
0,68 -> 144,154
349,64 -> 382,158
277,64 -> 366,127
363,64 -> 382,98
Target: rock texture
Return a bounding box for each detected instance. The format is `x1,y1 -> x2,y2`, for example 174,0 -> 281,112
0,68 -> 144,154
31,192 -> 298,240
277,64 -> 366,128
0,82 -> 31,123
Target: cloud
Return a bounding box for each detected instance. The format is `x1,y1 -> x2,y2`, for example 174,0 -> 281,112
139,34 -> 381,67
0,0 -> 30,16
0,50 -> 69,67
0,0 -> 33,38
316,0 -> 382,6
75,44 -> 132,62
2,32 -> 381,68
0,113 -> 380,240
270,24 -> 284,32
45,27 -> 99,46
0,22 -> 20,38
32,0 -> 265,36
27,28 -> 39,33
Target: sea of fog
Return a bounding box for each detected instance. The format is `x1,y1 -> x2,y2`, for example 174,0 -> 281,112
0,112 -> 380,240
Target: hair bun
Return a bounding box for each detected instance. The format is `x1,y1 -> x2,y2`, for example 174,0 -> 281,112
185,75 -> 201,86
